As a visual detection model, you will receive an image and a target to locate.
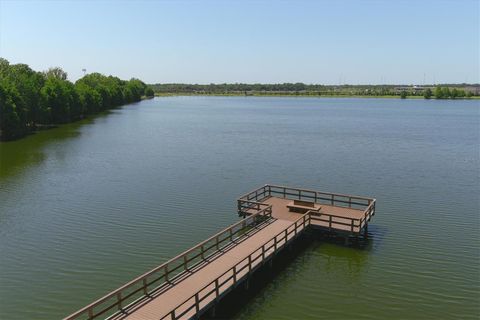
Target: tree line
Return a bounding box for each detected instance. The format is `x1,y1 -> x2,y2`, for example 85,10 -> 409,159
151,83 -> 325,94
0,58 -> 154,141
151,83 -> 478,98
424,87 -> 471,99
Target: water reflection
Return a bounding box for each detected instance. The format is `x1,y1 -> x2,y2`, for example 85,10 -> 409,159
0,111 -> 113,181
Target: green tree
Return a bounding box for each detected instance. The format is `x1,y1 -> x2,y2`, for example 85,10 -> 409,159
125,78 -> 146,101
400,91 -> 407,99
44,67 -> 68,80
40,77 -> 79,123
0,58 -> 150,140
450,88 -> 459,99
434,87 -> 444,99
145,87 -> 154,97
442,87 -> 451,98
0,82 -> 27,139
75,82 -> 102,114
1,62 -> 45,128
423,88 -> 432,99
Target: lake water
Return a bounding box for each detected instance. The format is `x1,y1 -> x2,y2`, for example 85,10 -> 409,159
0,97 -> 479,319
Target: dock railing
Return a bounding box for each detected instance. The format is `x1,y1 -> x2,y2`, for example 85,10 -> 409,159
238,184 -> 376,235
160,212 -> 312,320
64,205 -> 273,320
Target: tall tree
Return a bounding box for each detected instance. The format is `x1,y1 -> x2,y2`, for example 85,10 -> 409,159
434,87 -> 444,99
423,88 -> 432,99
44,67 -> 68,80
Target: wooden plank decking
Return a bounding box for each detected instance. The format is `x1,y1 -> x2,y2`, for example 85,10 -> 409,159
116,219 -> 294,320
64,185 -> 375,320
262,196 -> 366,232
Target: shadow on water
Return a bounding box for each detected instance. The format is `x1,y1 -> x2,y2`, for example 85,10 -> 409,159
201,229 -> 378,320
310,224 -> 388,251
0,110 -> 114,181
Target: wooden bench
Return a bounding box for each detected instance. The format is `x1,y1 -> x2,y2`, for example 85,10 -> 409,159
287,200 -> 321,214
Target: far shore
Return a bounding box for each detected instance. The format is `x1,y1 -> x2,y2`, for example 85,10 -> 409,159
154,92 -> 480,100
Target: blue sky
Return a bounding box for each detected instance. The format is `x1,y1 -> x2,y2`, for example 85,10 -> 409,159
0,0 -> 478,84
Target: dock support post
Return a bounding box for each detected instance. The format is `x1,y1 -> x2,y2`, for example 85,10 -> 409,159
210,306 -> 216,317
245,279 -> 250,290
364,225 -> 368,239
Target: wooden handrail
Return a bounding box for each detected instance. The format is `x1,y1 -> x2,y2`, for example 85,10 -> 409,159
265,184 -> 374,202
237,199 -> 270,206
63,205 -> 273,320
239,185 -> 371,211
160,213 -> 312,320
358,199 -> 376,230
237,199 -> 272,216
239,185 -> 375,234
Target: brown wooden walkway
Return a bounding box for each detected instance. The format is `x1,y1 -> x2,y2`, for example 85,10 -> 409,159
64,185 -> 375,320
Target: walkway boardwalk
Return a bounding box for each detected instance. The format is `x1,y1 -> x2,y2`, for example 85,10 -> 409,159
64,185 -> 375,320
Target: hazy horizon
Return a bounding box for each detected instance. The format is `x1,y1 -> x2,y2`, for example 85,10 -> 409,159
1,0 -> 479,84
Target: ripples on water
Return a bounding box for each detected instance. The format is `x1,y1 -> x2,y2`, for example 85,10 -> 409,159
0,97 -> 478,319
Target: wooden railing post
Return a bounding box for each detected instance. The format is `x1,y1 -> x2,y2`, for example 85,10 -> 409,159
165,265 -> 169,282
233,266 -> 237,283
215,279 -> 220,297
88,308 -> 93,319
248,255 -> 252,272
195,293 -> 200,313
331,194 -> 334,205
170,309 -> 176,320
351,219 -> 354,232
283,187 -> 286,198
117,292 -> 122,310
329,215 -> 332,230
143,278 -> 148,295
184,255 -> 188,270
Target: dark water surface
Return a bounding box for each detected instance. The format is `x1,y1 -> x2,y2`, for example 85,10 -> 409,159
0,97 -> 479,319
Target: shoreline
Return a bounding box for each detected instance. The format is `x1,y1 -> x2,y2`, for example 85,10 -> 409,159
0,96 -> 153,143
154,92 -> 480,100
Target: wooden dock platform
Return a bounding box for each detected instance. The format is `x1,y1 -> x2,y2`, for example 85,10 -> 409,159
239,185 -> 376,235
64,185 -> 375,320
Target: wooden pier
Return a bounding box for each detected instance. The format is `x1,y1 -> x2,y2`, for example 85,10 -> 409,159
64,185 -> 376,320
